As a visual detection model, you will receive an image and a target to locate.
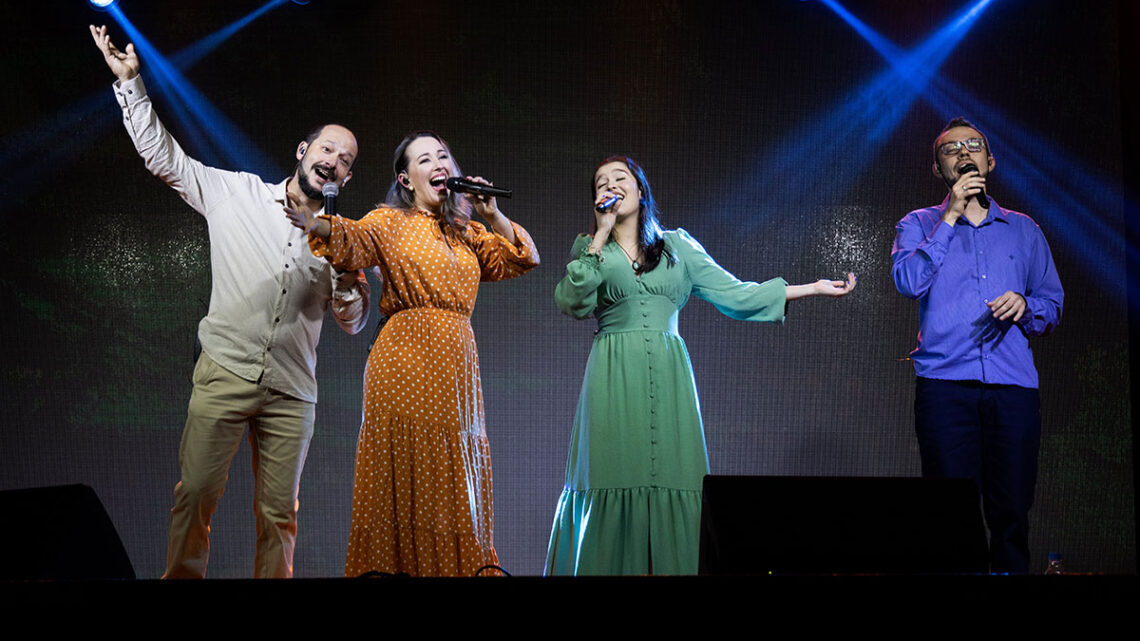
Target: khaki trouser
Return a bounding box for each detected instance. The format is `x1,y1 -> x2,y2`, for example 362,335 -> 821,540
163,352 -> 315,579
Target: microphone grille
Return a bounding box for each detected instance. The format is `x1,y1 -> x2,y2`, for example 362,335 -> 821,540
322,181 -> 339,197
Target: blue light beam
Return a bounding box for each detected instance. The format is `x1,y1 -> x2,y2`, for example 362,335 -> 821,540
171,0 -> 292,70
1,0 -> 293,218
107,4 -> 278,177
826,0 -> 994,144
720,0 -> 995,228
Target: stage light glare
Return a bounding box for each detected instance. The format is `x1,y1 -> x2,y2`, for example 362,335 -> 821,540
291,0 -> 310,5
89,0 -> 118,11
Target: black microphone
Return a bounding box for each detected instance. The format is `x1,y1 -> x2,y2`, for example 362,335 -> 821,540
322,181 -> 339,216
445,177 -> 512,199
595,194 -> 622,212
959,163 -> 988,208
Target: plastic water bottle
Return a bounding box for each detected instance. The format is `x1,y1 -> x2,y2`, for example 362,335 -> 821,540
1045,552 -> 1064,575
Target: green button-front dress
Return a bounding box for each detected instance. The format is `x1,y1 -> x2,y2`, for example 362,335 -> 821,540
545,228 -> 788,575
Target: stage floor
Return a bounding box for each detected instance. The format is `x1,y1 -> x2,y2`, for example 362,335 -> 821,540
6,574 -> 1136,624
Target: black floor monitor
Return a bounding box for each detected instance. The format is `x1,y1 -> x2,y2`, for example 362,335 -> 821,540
0,484 -> 135,580
699,476 -> 988,575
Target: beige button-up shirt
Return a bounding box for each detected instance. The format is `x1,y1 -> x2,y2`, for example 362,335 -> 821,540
114,75 -> 368,403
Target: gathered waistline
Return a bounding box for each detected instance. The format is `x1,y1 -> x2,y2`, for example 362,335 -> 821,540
389,307 -> 471,321
595,327 -> 681,337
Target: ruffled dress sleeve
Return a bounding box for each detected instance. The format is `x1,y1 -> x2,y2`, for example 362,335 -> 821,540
554,234 -> 605,319
467,220 -> 541,282
674,228 -> 787,323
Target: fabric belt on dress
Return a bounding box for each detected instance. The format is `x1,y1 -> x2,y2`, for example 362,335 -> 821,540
595,295 -> 679,336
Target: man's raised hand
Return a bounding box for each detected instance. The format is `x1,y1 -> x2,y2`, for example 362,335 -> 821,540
90,25 -> 139,83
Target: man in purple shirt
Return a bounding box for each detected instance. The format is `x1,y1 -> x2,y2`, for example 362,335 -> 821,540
891,117 -> 1064,573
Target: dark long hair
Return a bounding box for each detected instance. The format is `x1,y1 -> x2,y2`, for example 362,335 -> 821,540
384,131 -> 472,232
593,156 -> 672,274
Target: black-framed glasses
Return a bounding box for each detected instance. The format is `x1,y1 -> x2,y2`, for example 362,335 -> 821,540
938,138 -> 986,156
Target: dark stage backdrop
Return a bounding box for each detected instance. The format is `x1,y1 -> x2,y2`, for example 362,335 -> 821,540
1,0 -> 1133,576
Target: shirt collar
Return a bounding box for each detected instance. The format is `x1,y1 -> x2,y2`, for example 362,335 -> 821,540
272,178 -> 289,205
274,178 -> 326,215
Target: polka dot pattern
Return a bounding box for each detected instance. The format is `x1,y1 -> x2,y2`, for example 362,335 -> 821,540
311,207 -> 538,577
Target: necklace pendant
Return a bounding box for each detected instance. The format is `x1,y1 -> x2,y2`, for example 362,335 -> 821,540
632,260 -> 641,271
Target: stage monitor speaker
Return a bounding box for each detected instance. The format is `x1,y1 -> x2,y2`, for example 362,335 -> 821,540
0,484 -> 135,580
699,476 -> 988,575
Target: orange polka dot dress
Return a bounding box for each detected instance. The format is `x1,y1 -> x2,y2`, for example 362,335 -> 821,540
310,207 -> 539,577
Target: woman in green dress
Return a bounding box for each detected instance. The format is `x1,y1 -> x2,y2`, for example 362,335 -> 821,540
545,156 -> 856,575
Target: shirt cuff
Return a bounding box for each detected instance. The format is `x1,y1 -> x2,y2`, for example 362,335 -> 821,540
576,243 -> 604,266
331,269 -> 363,302
114,74 -> 147,109
309,215 -> 339,258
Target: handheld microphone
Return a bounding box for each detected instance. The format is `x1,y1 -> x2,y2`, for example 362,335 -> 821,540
959,163 -> 988,208
322,181 -> 339,217
445,177 -> 512,199
595,194 -> 622,212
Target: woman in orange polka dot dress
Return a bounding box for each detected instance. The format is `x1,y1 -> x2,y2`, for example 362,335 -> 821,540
286,132 -> 539,576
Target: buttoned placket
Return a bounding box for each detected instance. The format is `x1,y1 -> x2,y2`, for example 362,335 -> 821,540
634,277 -> 661,486
968,217 -> 998,379
264,213 -> 307,378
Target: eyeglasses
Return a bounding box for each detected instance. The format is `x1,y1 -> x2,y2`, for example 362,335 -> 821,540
937,138 -> 986,156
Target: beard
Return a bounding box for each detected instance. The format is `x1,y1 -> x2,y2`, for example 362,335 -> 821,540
295,161 -> 325,201
938,166 -> 955,189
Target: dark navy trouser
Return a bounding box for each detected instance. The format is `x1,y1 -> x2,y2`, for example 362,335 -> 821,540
914,377 -> 1041,573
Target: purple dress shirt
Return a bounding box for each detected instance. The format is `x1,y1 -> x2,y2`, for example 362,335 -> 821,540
891,196 -> 1063,389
